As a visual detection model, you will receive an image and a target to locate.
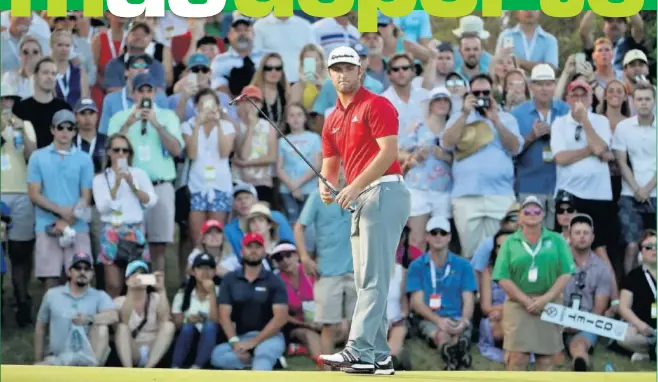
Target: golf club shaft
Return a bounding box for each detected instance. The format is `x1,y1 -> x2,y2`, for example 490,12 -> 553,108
242,97 -> 354,212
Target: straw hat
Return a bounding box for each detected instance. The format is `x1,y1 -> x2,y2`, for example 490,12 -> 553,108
454,120 -> 494,160
240,203 -> 278,233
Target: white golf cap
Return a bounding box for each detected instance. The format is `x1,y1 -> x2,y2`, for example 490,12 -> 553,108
623,49 -> 648,67
531,64 -> 555,81
521,195 -> 544,210
327,46 -> 361,68
426,216 -> 451,233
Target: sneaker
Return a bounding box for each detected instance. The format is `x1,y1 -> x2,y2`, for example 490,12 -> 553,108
374,356 -> 395,375
440,343 -> 459,370
455,336 -> 472,370
321,349 -> 374,373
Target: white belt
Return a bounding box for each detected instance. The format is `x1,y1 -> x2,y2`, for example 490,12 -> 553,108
366,174 -> 404,189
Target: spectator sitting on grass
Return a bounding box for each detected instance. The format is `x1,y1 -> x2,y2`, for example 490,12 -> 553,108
406,216 -> 477,370
34,252 -> 117,366
113,260 -> 175,368
171,253 -> 221,369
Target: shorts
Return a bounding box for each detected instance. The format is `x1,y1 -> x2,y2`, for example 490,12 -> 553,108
409,188 -> 451,218
99,223 -> 150,265
418,319 -> 473,340
144,182 -> 175,244
190,189 -> 232,213
35,231 -> 91,278
314,273 -> 357,324
618,196 -> 657,245
570,195 -> 617,250
564,331 -> 598,349
0,193 -> 35,241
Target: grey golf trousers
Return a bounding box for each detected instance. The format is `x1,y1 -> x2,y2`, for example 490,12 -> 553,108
345,177 -> 411,363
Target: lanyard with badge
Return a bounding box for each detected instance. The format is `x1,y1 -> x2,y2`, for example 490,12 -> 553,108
56,66 -> 71,100
522,239 -> 542,283
429,260 -> 451,310
76,135 -> 97,158
537,109 -> 554,163
107,30 -> 126,59
644,266 -> 657,319
521,29 -> 538,61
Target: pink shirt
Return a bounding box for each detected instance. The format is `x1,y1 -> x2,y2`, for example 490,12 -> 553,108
279,265 -> 315,321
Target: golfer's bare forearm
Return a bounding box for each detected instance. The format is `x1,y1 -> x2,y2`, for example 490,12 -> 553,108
320,157 -> 340,185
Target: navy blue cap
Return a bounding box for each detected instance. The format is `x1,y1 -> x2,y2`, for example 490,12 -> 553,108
74,98 -> 98,114
132,72 -> 155,91
187,53 -> 210,69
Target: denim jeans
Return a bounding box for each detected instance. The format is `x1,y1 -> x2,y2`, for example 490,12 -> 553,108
171,322 -> 217,368
281,193 -> 315,252
210,331 -> 285,370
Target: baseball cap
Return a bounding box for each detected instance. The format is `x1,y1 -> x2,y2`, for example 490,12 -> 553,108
377,13 -> 393,26
426,216 -> 451,233
232,12 -> 253,27
242,232 -> 265,247
129,20 -> 151,34
327,46 -> 361,68
126,53 -> 153,69
503,203 -> 521,222
52,109 -> 76,127
200,219 -> 223,236
569,213 -> 594,229
125,259 -> 150,277
240,85 -> 263,102
232,183 -> 258,198
429,86 -> 451,100
353,43 -> 369,57
192,252 -> 217,268
68,252 -> 93,269
74,98 -> 98,114
555,190 -> 575,206
531,64 -> 556,81
623,49 -> 648,67
567,79 -> 592,94
271,242 -> 297,256
132,72 -> 155,91
187,53 -> 210,69
521,195 -> 544,210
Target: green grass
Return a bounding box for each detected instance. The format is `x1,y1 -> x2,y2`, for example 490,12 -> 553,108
1,243 -> 655,372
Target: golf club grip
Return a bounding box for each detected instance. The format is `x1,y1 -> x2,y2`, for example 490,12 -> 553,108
245,97 -> 354,213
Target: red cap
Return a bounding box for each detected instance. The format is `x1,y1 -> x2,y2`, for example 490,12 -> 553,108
240,85 -> 263,102
200,219 -> 223,236
242,232 -> 264,247
567,80 -> 591,94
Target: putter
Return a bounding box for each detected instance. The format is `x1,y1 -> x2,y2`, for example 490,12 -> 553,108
229,94 -> 355,213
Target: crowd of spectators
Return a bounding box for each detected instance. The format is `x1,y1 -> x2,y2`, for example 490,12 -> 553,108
0,9 -> 656,372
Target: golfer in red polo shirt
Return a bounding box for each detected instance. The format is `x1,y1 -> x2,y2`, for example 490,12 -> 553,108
317,46 -> 411,375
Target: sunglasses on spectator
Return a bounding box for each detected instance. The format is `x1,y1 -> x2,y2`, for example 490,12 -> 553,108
390,65 -> 412,73
55,124 -> 77,132
131,62 -> 149,70
22,49 -> 40,56
111,147 -> 131,154
429,229 -> 450,237
472,90 -> 491,97
557,207 -> 576,214
446,79 -> 465,87
504,214 -> 518,223
575,125 -> 582,141
191,66 -> 210,74
73,265 -> 91,272
642,244 -> 656,251
523,207 -> 542,216
264,65 -> 283,72
271,251 -> 294,263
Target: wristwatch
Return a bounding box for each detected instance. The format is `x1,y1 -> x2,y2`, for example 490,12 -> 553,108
229,336 -> 239,346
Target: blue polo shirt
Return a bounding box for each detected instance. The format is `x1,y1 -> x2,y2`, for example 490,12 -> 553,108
224,211 -> 295,257
99,87 -> 169,134
297,190 -> 352,277
217,267 -> 288,335
406,252 -> 478,319
394,11 -> 432,43
511,99 -> 570,194
496,25 -> 559,69
27,145 -> 94,233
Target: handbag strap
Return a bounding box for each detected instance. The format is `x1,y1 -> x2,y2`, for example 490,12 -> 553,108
104,169 -> 115,201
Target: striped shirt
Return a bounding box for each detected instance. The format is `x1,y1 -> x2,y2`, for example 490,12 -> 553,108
210,47 -> 266,93
311,18 -> 360,58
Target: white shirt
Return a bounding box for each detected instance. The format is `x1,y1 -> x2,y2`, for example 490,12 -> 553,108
1,11 -> 51,55
387,263 -> 404,324
381,86 -> 430,134
171,285 -> 221,331
550,112 -> 612,200
92,167 -> 158,225
611,115 -> 657,197
181,118 -> 235,198
2,71 -> 34,100
310,18 -> 360,58
253,15 -> 317,83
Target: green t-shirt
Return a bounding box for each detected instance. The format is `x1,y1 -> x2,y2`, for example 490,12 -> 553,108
492,228 -> 576,295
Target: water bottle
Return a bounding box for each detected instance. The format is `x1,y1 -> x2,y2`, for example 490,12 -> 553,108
12,129 -> 24,152
604,362 -> 615,372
